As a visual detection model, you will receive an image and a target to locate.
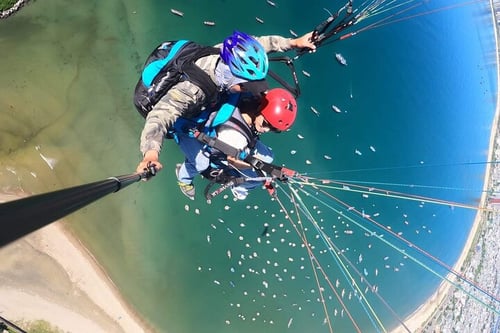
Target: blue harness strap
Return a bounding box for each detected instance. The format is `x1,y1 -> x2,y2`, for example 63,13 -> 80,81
210,93 -> 241,127
141,40 -> 189,88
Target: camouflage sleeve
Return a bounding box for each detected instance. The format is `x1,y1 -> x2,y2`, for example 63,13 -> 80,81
254,35 -> 293,53
139,80 -> 206,155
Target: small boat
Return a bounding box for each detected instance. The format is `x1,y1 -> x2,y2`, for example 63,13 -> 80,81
289,29 -> 298,37
310,106 -> 320,116
331,104 -> 341,113
335,53 -> 347,66
170,8 -> 184,17
256,17 -> 264,24
266,0 -> 277,7
203,21 -> 215,26
301,70 -> 311,77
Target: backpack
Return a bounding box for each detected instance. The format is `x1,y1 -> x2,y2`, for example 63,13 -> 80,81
133,40 -> 220,118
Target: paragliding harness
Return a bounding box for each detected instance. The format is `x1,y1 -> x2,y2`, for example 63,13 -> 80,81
170,93 -> 296,200
133,40 -> 220,118
194,126 -> 297,201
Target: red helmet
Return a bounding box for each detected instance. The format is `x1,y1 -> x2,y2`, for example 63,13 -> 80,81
260,88 -> 297,131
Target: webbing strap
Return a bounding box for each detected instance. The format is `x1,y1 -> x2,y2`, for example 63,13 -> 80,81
195,132 -> 241,158
211,93 -> 241,127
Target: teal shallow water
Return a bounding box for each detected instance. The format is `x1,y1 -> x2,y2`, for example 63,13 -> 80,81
0,0 -> 497,332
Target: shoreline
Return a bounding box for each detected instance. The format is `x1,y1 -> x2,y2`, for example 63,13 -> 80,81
0,194 -> 153,333
0,0 -> 30,19
391,0 -> 500,331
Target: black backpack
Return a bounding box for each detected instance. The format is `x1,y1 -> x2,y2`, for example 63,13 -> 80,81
134,40 -> 220,118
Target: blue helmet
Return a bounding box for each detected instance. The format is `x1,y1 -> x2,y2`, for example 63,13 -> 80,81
220,31 -> 269,81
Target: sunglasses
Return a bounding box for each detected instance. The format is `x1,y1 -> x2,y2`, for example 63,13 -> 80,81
261,118 -> 281,133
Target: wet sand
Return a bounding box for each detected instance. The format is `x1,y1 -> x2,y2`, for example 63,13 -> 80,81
0,193 -> 151,332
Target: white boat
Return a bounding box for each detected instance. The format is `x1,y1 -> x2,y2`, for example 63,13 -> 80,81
266,0 -> 277,7
310,106 -> 320,116
331,104 -> 341,113
289,29 -> 298,37
203,21 -> 215,26
301,70 -> 311,77
170,8 -> 184,17
256,17 -> 264,24
335,53 -> 347,66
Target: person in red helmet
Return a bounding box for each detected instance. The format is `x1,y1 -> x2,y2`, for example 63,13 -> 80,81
259,88 -> 297,132
135,31 -> 315,177
172,87 -> 297,200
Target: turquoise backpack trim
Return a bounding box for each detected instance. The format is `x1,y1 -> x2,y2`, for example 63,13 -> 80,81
211,93 -> 241,127
141,40 -> 189,88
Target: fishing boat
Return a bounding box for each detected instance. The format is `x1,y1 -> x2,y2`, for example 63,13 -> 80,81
331,104 -> 341,113
170,8 -> 184,17
203,21 -> 215,26
335,53 -> 347,66
310,106 -> 320,116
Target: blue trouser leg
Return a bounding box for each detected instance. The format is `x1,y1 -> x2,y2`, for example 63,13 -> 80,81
176,133 -> 209,184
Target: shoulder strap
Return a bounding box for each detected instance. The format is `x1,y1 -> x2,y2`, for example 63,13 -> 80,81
223,116 -> 255,147
211,93 -> 240,127
179,44 -> 220,102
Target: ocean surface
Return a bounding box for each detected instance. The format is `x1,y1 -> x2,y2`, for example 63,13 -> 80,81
0,0 -> 497,332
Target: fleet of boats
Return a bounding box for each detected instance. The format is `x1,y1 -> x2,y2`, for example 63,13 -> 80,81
170,8 -> 216,26
169,9 -> 352,121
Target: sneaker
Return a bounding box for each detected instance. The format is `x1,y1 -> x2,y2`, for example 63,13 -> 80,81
175,164 -> 195,200
231,186 -> 248,200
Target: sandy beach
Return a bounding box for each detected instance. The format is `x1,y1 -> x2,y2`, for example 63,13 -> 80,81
0,193 -> 150,333
391,0 -> 500,331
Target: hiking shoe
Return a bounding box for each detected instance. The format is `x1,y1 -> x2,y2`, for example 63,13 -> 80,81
231,186 -> 248,200
176,164 -> 195,200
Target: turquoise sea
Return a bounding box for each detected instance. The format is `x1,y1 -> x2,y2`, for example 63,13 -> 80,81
0,0 -> 497,332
